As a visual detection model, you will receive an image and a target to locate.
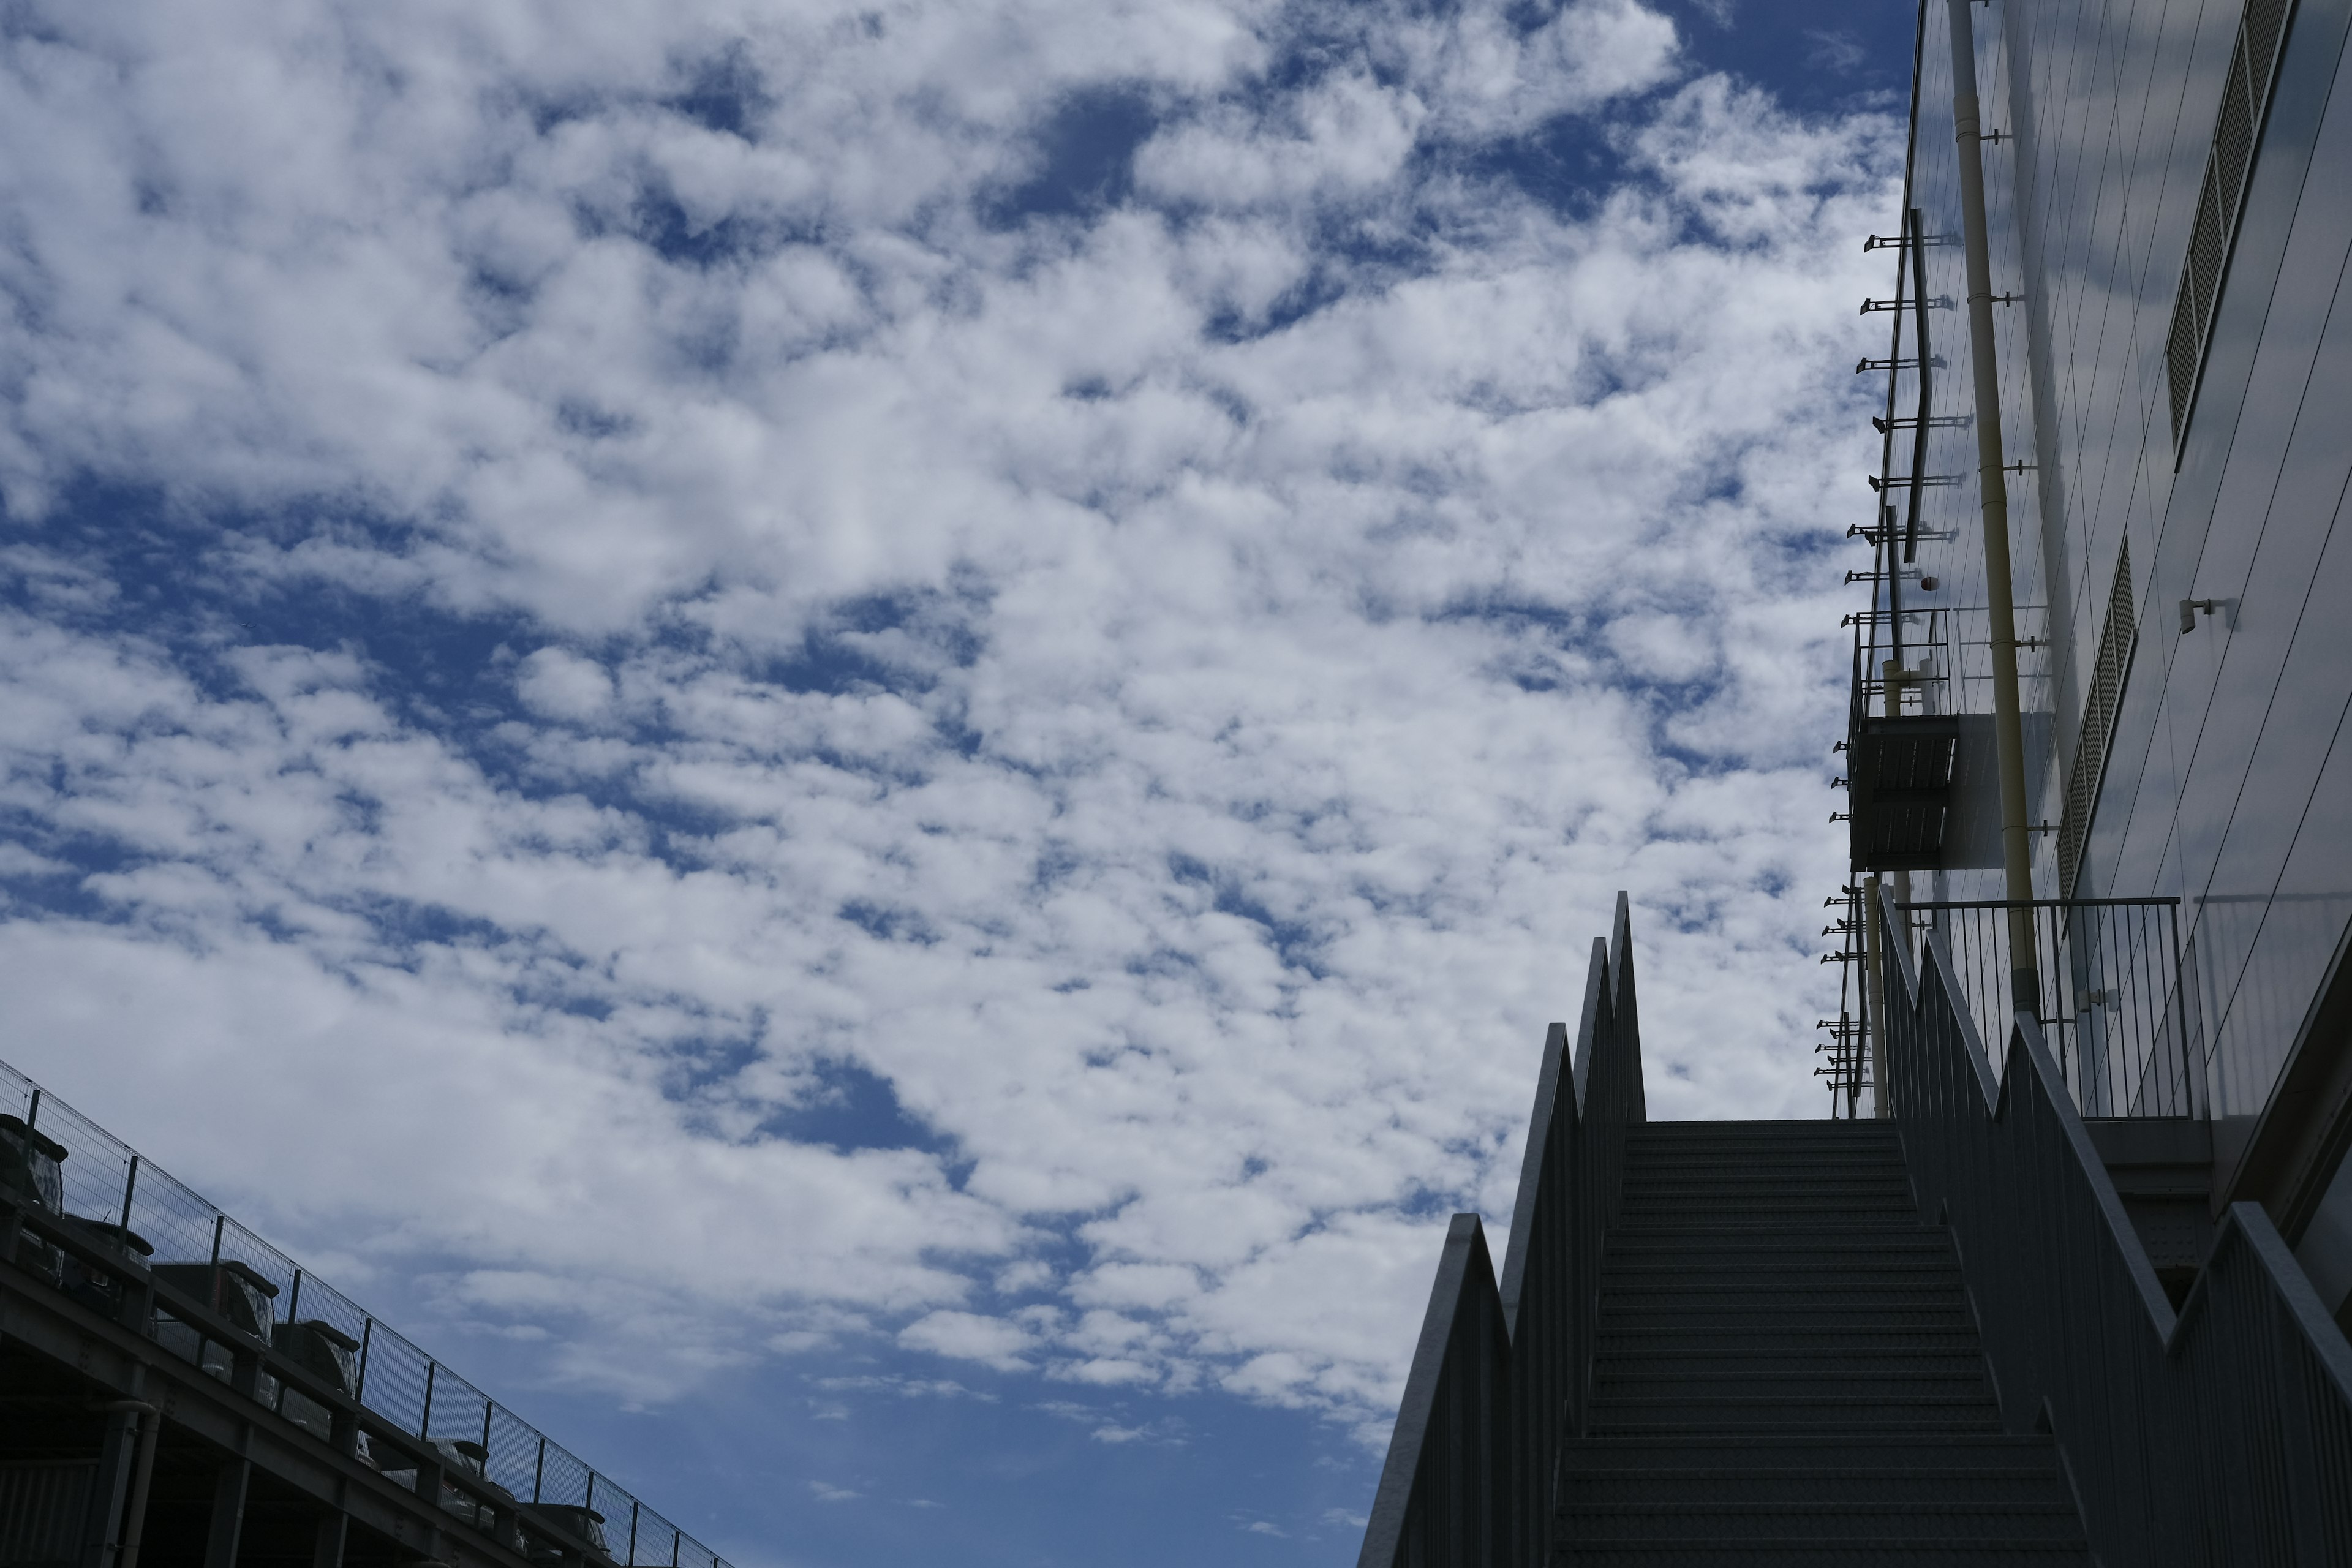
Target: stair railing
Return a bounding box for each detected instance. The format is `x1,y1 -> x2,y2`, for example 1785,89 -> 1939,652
1874,881 -> 2352,1562
1355,893 -> 1648,1568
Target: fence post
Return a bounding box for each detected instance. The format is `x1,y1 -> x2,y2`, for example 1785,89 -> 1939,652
119,1155 -> 140,1230
419,1362 -> 437,1438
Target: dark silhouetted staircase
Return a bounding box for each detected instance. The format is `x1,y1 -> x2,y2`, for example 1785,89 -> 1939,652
1554,1120 -> 2092,1564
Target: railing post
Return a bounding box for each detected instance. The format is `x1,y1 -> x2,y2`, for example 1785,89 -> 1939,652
1864,873 -> 1890,1118
419,1361 -> 436,1438
2169,902 -> 2195,1117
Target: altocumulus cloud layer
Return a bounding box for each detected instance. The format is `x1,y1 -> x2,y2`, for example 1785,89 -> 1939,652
1,0 -> 1893,1442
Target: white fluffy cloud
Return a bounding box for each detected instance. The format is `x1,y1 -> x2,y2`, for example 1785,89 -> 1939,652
0,0 -> 1895,1446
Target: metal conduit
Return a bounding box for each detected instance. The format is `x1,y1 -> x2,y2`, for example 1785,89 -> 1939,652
1943,0 -> 2039,1003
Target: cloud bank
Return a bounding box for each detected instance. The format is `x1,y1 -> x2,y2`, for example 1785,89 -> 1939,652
0,0 -> 1896,1450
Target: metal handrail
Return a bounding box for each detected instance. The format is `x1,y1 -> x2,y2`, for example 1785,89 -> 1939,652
0,1058 -> 732,1568
1357,894 -> 1647,1568
1899,895 -> 2197,1117
1875,883 -> 2352,1561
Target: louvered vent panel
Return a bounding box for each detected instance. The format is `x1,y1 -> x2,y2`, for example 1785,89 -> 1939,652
2163,0 -> 2301,446
2167,282 -> 2200,441
2059,544 -> 2136,896
2247,0 -> 2292,85
2215,42 -> 2257,216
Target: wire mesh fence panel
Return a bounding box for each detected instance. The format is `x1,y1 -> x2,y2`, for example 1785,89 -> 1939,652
124,1162 -> 227,1267
630,1511 -> 682,1568
216,1216 -> 301,1319
535,1438 -> 593,1509
358,1322 -> 435,1436
28,1093 -> 136,1229
424,1365 -> 492,1448
0,1062 -> 32,1120
590,1479 -> 644,1553
484,1404 -> 544,1501
285,1272 -> 373,1349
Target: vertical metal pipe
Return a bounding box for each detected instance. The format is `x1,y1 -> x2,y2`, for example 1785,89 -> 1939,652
118,1156 -> 139,1231
1945,0 -> 2039,1003
355,1319 -> 373,1401
118,1406 -> 160,1568
418,1362 -> 437,1438
1864,873 -> 1890,1117
285,1267 -> 301,1325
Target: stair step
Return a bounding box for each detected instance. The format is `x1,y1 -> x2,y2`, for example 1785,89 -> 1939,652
1619,1199 -> 1921,1213
1592,1395 -> 2001,1427
1622,1154 -> 1909,1164
1596,1335 -> 1988,1357
1558,1502 -> 2086,1542
1623,1174 -> 1912,1186
1629,1129 -> 1902,1140
1554,1540 -> 2092,1564
1596,1374 -> 1992,1400
1597,1303 -> 1980,1324
1560,1467 -> 2071,1507
1596,1352 -> 1988,1376
1623,1191 -> 1915,1203
1602,1288 -> 1973,1303
1559,1434 -> 2064,1469
1602,1260 -> 1964,1280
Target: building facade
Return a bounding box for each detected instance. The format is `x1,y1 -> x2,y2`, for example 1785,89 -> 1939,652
1842,0 -> 2352,1330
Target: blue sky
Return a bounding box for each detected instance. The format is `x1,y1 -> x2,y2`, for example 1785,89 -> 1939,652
0,0 -> 1909,1561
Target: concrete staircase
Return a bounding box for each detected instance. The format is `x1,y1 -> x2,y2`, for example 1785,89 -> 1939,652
1553,1120 -> 2094,1564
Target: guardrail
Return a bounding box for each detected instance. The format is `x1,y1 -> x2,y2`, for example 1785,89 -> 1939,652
1356,893 -> 1646,1568
1901,896 -> 2199,1116
0,1057 -> 733,1568
1874,883 -> 2352,1562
